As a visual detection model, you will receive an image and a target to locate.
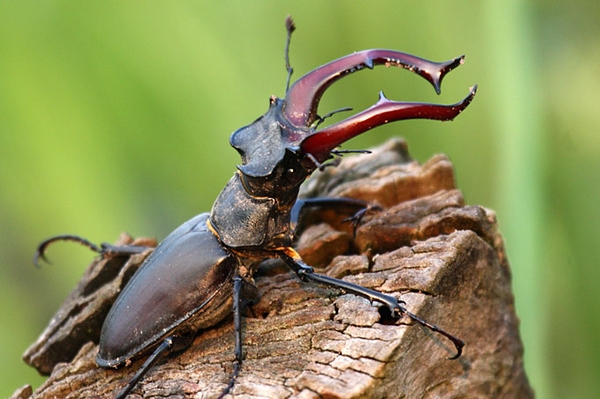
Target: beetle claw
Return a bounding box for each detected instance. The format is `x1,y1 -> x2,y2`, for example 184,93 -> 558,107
341,204 -> 382,236
398,306 -> 465,360
33,251 -> 50,268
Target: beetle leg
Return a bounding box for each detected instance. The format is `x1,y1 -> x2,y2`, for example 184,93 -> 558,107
114,336 -> 175,399
217,275 -> 245,399
290,197 -> 378,236
34,234 -> 151,267
341,204 -> 383,234
278,248 -> 464,359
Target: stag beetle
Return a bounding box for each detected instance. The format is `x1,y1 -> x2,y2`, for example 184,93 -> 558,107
35,17 -> 477,398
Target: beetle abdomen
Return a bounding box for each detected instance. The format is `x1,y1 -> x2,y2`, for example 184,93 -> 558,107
97,213 -> 238,368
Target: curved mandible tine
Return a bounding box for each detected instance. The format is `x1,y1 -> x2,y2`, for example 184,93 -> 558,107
301,85 -> 477,162
283,50 -> 465,128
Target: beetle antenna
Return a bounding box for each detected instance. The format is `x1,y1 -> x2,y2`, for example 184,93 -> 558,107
331,149 -> 372,155
312,107 -> 354,129
305,152 -> 342,171
284,15 -> 296,94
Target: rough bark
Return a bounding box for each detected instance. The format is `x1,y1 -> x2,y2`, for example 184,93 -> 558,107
15,138 -> 533,398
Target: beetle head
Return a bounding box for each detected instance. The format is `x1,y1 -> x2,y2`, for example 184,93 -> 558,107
230,31 -> 476,197
229,97 -> 312,196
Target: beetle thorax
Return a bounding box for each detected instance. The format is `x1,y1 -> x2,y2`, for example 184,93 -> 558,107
209,98 -> 316,250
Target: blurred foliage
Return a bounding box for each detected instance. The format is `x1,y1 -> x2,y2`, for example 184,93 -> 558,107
1,1 -> 598,398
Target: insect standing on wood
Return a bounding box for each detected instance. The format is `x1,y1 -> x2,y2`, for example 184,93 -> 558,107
34,16 -> 477,398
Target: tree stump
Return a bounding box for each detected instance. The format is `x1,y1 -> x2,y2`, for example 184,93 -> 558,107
15,138 -> 533,398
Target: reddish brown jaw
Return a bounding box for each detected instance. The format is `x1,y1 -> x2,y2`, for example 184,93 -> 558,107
300,85 -> 477,163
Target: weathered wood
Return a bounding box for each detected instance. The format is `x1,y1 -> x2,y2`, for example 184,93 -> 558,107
15,138 -> 532,398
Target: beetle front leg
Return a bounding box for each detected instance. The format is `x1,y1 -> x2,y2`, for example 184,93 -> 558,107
278,247 -> 464,359
290,197 -> 380,235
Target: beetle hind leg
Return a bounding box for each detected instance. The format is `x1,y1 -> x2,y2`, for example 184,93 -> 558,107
34,234 -> 152,267
113,336 -> 175,399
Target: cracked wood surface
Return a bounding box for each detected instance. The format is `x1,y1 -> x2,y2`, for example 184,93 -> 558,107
16,138 -> 533,398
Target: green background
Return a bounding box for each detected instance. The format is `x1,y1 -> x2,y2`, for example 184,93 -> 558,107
1,1 -> 598,398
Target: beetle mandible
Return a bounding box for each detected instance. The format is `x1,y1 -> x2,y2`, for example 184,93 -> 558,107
35,16 -> 477,398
